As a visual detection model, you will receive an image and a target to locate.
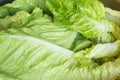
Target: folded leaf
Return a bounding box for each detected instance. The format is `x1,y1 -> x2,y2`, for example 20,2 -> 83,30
70,34 -> 93,52
105,7 -> 120,26
86,40 -> 120,58
91,21 -> 120,43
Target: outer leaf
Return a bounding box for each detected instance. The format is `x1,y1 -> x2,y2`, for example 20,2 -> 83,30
0,34 -> 120,80
0,0 -> 49,18
0,34 -> 73,79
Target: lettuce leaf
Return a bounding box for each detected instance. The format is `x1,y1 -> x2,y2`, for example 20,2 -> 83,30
0,11 -> 30,30
0,8 -> 92,50
0,34 -> 73,79
0,34 -> 120,80
46,0 -> 120,43
0,0 -> 49,18
86,40 -> 120,58
70,34 -> 93,52
105,7 -> 120,26
0,1 -> 120,80
46,0 -> 105,38
0,74 -> 19,80
90,21 -> 120,43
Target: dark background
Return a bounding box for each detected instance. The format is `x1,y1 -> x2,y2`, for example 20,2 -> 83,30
0,0 -> 13,6
100,0 -> 120,11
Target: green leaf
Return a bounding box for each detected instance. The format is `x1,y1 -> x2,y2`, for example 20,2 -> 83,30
70,33 -> 93,52
105,7 -> 120,26
0,0 -> 49,18
0,11 -> 30,30
86,40 -> 120,58
90,20 -> 120,43
0,8 -> 78,49
46,0 -> 106,38
0,34 -> 120,80
0,73 -> 19,80
0,7 -> 93,50
46,0 -> 120,43
0,34 -> 73,79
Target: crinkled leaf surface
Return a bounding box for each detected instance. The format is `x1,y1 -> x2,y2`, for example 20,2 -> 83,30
0,8 -> 93,50
46,0 -> 120,43
0,0 -> 49,18
0,34 -> 120,80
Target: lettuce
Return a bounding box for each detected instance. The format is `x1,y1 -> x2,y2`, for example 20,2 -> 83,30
0,8 -> 92,50
0,0 -> 120,80
86,40 -> 120,58
0,0 -> 49,18
0,11 -> 30,30
0,34 -> 73,79
0,8 -> 78,49
0,74 -> 19,80
105,7 -> 120,26
70,34 -> 93,52
90,21 -> 120,43
46,0 -> 120,43
0,34 -> 120,80
46,0 -> 105,38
